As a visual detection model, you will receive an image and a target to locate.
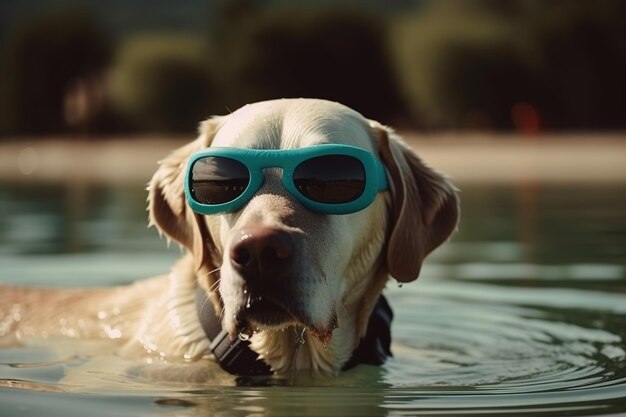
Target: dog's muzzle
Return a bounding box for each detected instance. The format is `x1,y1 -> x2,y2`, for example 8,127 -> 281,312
196,286 -> 394,376
229,226 -> 307,329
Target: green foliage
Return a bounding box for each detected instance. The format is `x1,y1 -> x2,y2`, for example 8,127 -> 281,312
516,0 -> 626,129
389,0 -> 626,129
391,7 -> 521,128
108,34 -> 218,132
1,0 -> 625,135
0,8 -> 112,135
210,3 -> 406,123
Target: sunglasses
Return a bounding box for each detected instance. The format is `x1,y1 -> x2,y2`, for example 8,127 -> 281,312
184,144 -> 389,215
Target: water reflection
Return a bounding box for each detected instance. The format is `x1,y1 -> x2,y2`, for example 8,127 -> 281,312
0,182 -> 625,416
0,182 -> 179,285
2,182 -> 625,267
441,183 -> 626,266
0,182 -> 155,255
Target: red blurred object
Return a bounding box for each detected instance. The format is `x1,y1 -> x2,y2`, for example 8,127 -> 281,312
511,102 -> 541,135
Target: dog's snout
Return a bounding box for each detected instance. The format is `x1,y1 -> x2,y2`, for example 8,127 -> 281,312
230,227 -> 295,282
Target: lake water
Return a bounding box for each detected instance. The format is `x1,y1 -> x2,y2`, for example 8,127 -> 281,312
1,181 -> 625,416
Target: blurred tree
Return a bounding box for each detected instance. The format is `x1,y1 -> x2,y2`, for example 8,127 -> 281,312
210,1 -> 407,124
2,0 -> 624,135
391,7 -> 528,129
0,8 -> 112,135
108,34 -> 220,132
517,0 -> 626,129
390,0 -> 626,130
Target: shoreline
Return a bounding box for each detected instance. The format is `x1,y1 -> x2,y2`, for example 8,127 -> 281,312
1,133 -> 625,185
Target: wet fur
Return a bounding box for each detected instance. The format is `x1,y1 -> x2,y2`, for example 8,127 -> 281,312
0,99 -> 459,377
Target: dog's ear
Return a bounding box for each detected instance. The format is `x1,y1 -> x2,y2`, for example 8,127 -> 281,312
148,117 -> 223,270
372,122 -> 459,282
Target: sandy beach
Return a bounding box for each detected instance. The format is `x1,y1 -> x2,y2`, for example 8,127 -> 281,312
1,133 -> 625,185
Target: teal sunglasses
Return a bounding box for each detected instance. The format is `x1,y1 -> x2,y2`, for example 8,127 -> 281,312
184,144 -> 389,215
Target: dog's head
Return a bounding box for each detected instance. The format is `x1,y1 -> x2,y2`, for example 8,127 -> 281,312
148,99 -> 459,372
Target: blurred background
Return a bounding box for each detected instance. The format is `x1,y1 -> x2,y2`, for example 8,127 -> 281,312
1,3 -> 626,412
1,0 -> 625,137
0,0 -> 624,275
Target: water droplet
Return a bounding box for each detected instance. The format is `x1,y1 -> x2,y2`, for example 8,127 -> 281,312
294,327 -> 306,345
290,327 -> 307,385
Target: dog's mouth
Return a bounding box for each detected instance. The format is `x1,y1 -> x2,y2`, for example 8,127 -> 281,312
242,296 -> 292,326
234,294 -> 337,346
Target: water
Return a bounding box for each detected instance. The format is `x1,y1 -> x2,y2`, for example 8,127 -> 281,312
1,181 -> 625,416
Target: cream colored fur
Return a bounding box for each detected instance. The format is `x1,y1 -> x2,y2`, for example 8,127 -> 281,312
0,99 -> 459,379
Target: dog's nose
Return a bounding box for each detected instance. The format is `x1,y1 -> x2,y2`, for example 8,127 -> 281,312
230,227 -> 295,282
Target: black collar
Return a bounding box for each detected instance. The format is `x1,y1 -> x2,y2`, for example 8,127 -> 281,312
196,288 -> 392,376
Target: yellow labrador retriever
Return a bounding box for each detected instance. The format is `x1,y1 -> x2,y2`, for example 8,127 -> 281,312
0,99 -> 458,377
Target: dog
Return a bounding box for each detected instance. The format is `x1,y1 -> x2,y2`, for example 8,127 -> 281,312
0,99 -> 459,377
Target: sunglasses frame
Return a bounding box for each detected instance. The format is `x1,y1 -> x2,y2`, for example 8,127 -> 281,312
184,144 -> 389,215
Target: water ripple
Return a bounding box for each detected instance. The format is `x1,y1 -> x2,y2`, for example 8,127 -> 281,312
377,279 -> 626,415
1,278 -> 625,416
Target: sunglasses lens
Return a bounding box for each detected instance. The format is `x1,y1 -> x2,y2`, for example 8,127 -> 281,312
293,155 -> 365,204
190,157 -> 249,204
